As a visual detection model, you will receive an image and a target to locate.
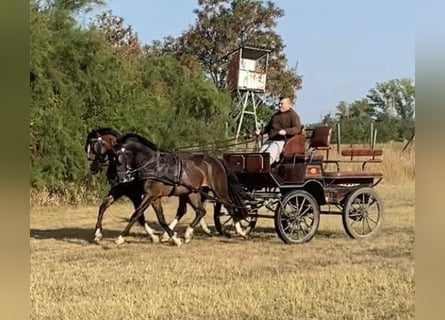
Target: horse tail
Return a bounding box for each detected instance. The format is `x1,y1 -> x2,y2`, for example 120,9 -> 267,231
219,158 -> 250,219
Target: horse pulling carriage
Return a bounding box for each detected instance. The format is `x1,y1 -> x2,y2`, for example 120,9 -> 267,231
85,125 -> 384,245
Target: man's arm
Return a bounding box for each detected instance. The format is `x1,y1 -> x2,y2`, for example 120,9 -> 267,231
259,118 -> 272,135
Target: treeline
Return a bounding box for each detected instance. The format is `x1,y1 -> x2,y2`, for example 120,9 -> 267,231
30,1 -> 236,194
318,78 -> 415,144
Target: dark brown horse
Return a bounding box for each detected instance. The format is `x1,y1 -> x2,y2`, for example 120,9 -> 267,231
84,129 -> 212,244
112,136 -> 249,245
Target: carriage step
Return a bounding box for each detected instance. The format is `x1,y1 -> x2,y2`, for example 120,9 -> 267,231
323,171 -> 383,178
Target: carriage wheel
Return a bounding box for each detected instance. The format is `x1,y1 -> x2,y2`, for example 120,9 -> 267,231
342,187 -> 384,239
274,190 -> 320,244
213,202 -> 257,238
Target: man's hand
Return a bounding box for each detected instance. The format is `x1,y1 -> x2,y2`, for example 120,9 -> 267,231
278,129 -> 286,136
255,129 -> 261,136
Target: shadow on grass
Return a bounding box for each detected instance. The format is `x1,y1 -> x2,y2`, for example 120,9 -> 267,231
30,227 -> 122,243
30,220 -> 352,246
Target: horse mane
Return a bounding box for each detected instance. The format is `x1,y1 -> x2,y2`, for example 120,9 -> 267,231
87,128 -> 122,141
120,133 -> 166,152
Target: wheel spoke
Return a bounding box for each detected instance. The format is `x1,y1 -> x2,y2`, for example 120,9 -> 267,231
299,197 -> 307,212
365,218 -> 372,233
283,222 -> 292,232
364,196 -> 376,210
299,205 -> 312,217
288,222 -> 298,237
298,222 -> 308,237
301,216 -> 313,230
366,215 -> 378,225
289,202 -> 299,213
362,218 -> 366,235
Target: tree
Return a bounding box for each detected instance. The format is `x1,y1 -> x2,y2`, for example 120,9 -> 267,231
93,10 -> 141,59
367,78 -> 415,121
323,99 -> 374,144
154,0 -> 302,101
367,78 -> 415,140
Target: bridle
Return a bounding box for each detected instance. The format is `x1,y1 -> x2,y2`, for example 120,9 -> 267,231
87,136 -> 109,166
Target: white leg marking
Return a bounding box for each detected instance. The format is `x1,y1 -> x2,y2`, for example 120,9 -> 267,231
184,226 -> 194,243
161,219 -> 178,242
115,235 -> 126,245
168,218 -> 179,230
235,221 -> 247,238
199,218 -> 212,235
144,223 -> 159,243
94,228 -> 103,241
171,233 -> 183,246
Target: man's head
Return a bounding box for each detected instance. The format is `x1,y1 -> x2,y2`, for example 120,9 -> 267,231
278,97 -> 292,112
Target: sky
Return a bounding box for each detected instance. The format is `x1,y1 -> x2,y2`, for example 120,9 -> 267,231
91,0 -> 415,124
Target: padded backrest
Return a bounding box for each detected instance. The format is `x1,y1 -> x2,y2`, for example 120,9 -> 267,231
282,134 -> 306,157
309,126 -> 332,149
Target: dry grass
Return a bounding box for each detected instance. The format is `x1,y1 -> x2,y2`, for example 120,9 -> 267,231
30,182 -> 414,320
30,183 -> 100,207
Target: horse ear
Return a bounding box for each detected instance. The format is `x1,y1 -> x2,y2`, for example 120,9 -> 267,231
94,141 -> 102,154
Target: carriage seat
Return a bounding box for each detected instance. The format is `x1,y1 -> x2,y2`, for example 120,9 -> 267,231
280,125 -> 332,163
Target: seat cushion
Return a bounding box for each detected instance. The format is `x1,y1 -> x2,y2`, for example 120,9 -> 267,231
281,134 -> 305,157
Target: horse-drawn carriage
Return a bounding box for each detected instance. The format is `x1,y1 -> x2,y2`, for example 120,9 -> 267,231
213,125 -> 384,244
85,125 -> 384,245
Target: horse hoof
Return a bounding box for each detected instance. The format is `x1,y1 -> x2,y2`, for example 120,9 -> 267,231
184,236 -> 192,244
94,233 -> 103,242
151,235 -> 160,244
171,237 -> 183,246
115,236 -> 125,245
160,233 -> 170,243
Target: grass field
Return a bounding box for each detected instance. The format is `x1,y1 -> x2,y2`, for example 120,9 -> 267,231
30,181 -> 414,320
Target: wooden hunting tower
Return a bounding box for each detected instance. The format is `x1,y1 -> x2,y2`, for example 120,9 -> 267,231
225,46 -> 272,141
226,46 -> 271,92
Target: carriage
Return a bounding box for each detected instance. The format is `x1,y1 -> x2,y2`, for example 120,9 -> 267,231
212,125 -> 384,244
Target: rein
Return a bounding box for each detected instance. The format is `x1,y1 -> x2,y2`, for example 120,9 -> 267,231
172,137 -> 258,153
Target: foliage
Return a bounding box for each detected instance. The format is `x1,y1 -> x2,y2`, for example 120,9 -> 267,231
321,79 -> 415,144
152,0 -> 302,102
30,1 -> 233,199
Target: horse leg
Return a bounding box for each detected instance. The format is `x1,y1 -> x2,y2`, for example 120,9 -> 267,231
151,199 -> 182,246
128,194 -> 159,244
160,195 -> 187,243
183,193 -> 207,244
210,161 -> 249,239
160,194 -> 211,241
115,194 -> 153,245
198,192 -> 212,235
94,187 -> 123,242
234,217 -> 248,238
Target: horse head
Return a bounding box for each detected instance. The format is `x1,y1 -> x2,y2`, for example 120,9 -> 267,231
85,128 -> 121,174
113,142 -> 139,184
113,137 -> 162,184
